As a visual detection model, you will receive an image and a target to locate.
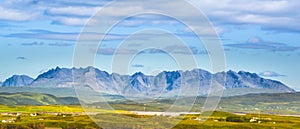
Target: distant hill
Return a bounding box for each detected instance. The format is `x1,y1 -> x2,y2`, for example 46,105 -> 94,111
102,92 -> 300,114
0,92 -> 80,105
221,92 -> 300,105
218,92 -> 300,114
0,92 -> 298,115
2,75 -> 34,87
0,66 -> 295,96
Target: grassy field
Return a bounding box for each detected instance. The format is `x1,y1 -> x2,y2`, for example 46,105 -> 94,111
0,105 -> 84,113
0,92 -> 299,128
0,105 -> 299,129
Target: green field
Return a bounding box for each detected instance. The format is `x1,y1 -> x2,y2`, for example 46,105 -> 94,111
0,105 -> 299,129
0,92 -> 299,128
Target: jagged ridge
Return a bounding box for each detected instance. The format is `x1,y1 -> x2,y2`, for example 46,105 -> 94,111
1,67 -> 296,96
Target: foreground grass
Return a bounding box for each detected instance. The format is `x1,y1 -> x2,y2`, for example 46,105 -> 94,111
0,105 -> 84,113
0,105 -> 299,129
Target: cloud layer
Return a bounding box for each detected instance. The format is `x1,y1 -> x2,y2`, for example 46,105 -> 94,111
259,71 -> 286,77
7,29 -> 126,41
16,57 -> 27,60
131,64 -> 144,68
1,0 -> 299,33
94,45 -> 207,55
226,37 -> 300,52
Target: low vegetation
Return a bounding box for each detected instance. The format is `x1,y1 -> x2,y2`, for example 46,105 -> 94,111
0,92 -> 80,105
0,92 -> 299,128
0,105 -> 298,129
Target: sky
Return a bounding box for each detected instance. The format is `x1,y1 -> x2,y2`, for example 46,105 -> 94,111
0,0 -> 300,91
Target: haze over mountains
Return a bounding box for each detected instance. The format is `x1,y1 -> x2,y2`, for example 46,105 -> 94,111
1,67 -> 295,96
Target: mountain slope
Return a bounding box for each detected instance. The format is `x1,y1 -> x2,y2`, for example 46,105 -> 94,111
2,75 -> 34,87
215,70 -> 294,92
31,67 -> 73,87
0,92 -> 80,105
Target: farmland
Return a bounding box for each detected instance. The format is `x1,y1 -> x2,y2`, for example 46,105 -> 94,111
0,92 -> 299,128
0,105 -> 299,129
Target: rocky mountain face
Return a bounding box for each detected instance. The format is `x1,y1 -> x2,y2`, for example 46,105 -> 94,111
2,75 -> 34,87
214,70 -> 294,92
30,67 -> 73,87
1,67 -> 296,96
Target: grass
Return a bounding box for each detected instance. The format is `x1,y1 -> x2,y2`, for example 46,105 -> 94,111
0,92 -> 299,128
0,105 -> 84,113
0,105 -> 299,129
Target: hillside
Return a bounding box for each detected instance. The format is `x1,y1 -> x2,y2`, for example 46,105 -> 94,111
0,92 -> 80,105
218,92 -> 300,114
0,92 -> 298,115
99,92 -> 300,115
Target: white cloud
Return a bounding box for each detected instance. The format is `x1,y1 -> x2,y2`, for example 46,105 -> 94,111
1,0 -> 300,33
51,17 -> 89,26
259,71 -> 286,77
46,6 -> 102,17
226,36 -> 300,52
7,30 -> 127,41
0,7 -> 37,21
189,0 -> 300,32
247,37 -> 263,44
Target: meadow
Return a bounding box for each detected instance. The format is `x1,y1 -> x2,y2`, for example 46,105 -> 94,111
0,92 -> 299,128
0,105 -> 299,129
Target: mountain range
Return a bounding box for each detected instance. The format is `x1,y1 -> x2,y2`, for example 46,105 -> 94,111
1,67 -> 295,96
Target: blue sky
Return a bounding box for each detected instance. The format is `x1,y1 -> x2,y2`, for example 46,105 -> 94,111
0,0 -> 300,91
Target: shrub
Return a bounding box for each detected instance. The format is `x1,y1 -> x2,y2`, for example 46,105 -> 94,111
226,116 -> 249,122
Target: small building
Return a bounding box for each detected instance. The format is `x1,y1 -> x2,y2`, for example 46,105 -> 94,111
1,118 -> 16,123
30,113 -> 38,117
250,118 -> 257,123
1,113 -> 21,116
250,117 -> 259,123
